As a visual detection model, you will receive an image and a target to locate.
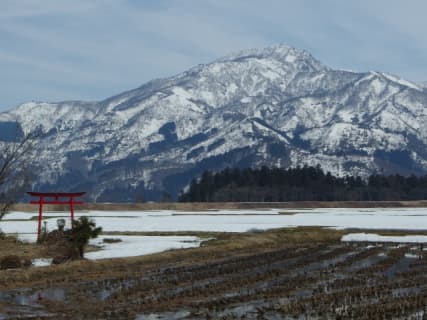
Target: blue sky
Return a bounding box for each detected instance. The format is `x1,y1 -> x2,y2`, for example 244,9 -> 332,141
1,0 -> 427,111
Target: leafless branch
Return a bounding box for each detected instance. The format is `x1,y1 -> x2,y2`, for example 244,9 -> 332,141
0,128 -> 40,219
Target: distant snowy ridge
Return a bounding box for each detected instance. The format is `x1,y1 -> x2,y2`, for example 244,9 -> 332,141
1,44 -> 427,201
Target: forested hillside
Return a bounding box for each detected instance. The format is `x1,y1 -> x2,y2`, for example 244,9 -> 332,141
179,166 -> 427,202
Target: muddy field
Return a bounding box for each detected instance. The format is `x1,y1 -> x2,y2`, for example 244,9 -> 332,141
1,228 -> 427,319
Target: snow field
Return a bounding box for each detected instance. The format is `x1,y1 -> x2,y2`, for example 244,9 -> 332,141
3,208 -> 427,234
2,207 -> 427,260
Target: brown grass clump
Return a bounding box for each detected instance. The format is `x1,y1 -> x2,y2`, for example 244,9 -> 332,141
102,238 -> 122,243
0,255 -> 23,269
0,235 -> 46,261
41,230 -> 80,264
0,255 -> 32,270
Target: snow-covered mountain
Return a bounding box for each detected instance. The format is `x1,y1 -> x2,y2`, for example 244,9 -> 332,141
1,44 -> 427,201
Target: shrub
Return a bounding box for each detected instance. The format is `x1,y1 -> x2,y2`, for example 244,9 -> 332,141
71,216 -> 102,258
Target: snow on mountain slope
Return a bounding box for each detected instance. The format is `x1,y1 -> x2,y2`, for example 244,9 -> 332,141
1,44 -> 427,201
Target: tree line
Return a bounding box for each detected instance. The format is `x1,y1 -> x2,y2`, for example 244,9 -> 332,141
178,166 -> 427,202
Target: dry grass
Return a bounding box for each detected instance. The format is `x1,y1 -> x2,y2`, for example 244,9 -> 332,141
0,227 -> 345,290
0,235 -> 47,261
1,225 -> 425,290
9,200 -> 427,212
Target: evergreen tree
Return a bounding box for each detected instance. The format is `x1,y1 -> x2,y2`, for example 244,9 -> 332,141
71,216 -> 102,258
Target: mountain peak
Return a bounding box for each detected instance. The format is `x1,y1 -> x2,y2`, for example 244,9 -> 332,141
215,44 -> 325,71
222,43 -> 295,58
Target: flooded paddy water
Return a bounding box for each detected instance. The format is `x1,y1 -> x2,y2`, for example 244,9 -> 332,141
1,240 -> 427,319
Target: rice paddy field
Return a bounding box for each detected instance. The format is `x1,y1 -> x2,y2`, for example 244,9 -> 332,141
1,205 -> 427,319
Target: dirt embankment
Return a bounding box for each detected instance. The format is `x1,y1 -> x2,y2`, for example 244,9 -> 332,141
10,200 -> 427,212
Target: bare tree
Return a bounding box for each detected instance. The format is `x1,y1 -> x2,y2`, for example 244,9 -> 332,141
0,129 -> 38,220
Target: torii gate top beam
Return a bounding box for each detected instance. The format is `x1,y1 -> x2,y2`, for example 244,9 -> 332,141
27,192 -> 86,197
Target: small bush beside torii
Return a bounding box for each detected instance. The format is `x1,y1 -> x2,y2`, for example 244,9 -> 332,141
41,216 -> 102,263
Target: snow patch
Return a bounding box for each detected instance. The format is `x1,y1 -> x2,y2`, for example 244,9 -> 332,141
32,258 -> 53,267
86,235 -> 202,260
342,233 -> 427,243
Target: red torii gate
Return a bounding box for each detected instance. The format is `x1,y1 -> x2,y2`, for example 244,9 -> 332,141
27,192 -> 86,240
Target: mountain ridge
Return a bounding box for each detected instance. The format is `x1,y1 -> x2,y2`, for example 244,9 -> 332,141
1,44 -> 427,201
